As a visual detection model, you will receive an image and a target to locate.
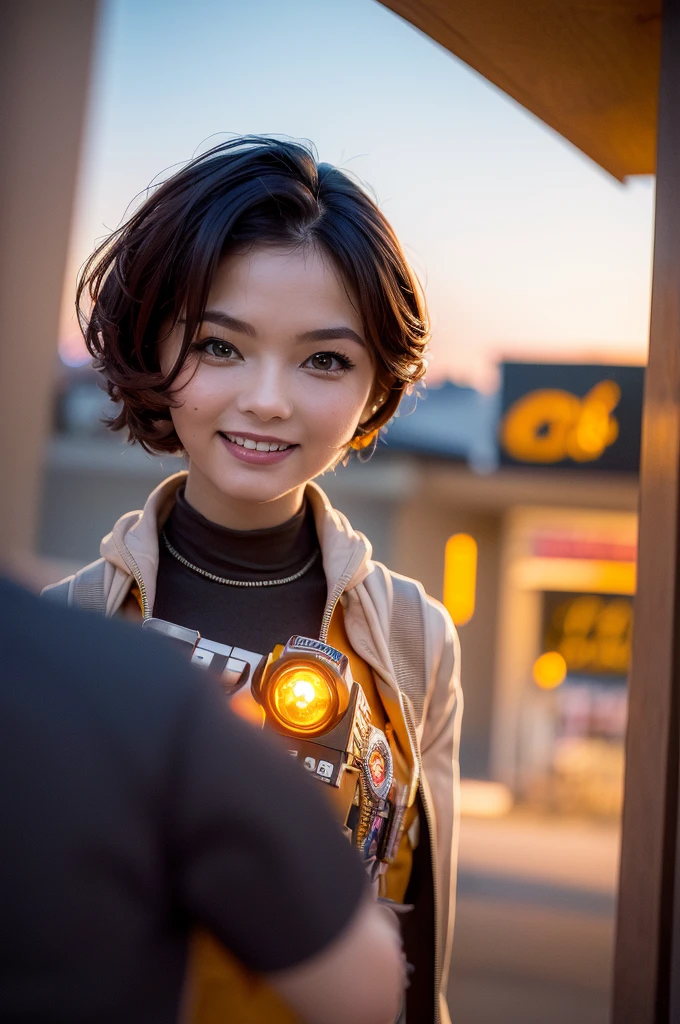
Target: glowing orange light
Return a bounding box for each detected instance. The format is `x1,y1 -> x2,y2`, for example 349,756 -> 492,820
501,380 -> 621,465
567,381 -> 621,462
444,534 -> 477,626
502,389 -> 580,463
532,651 -> 568,690
270,665 -> 336,733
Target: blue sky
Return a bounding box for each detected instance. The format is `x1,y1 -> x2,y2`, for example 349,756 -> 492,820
60,0 -> 655,388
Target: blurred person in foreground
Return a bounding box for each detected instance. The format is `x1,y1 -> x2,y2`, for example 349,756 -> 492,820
0,576 -> 404,1024
46,136 -> 462,1024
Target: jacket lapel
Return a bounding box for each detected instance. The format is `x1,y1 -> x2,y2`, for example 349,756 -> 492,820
343,584 -> 419,801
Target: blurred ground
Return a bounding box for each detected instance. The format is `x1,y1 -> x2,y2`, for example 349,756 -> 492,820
447,811 -> 620,1024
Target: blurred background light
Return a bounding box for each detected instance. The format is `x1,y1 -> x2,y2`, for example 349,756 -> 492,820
459,779 -> 514,818
444,533 -> 478,625
532,651 -> 568,690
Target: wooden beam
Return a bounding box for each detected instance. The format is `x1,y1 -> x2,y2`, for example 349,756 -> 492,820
0,2 -> 98,567
613,0 -> 680,1018
380,0 -> 661,180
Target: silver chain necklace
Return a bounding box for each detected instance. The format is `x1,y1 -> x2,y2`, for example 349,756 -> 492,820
160,530 -> 319,588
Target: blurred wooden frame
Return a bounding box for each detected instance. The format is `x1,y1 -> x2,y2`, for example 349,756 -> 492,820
618,4 -> 680,1018
378,0 -> 680,1019
380,0 -> 662,181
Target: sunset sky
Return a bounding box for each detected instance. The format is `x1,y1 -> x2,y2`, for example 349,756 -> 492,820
60,0 -> 655,390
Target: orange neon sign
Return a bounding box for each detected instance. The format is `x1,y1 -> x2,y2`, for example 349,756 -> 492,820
544,593 -> 633,676
501,380 -> 621,464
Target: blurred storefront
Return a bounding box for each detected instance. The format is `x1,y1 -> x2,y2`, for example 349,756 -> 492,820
344,359 -> 642,816
41,358 -> 643,815
495,506 -> 635,817
386,360 -> 640,814
488,363 -> 642,817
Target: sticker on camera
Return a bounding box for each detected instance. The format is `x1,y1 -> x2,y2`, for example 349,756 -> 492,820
316,760 -> 333,779
363,731 -> 393,799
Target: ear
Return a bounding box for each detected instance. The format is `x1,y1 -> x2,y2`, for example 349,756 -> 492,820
359,386 -> 387,425
151,416 -> 176,438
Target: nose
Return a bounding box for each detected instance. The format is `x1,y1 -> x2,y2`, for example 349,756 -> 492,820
235,360 -> 293,422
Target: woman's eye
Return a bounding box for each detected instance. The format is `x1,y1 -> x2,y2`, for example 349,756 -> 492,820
200,339 -> 240,360
304,351 -> 352,373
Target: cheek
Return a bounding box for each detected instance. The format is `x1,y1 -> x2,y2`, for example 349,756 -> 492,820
301,377 -> 373,443
169,370 -> 228,441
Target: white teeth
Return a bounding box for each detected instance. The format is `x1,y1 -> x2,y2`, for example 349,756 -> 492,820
224,433 -> 290,452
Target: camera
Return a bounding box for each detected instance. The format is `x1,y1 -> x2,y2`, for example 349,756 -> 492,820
142,618 -> 407,867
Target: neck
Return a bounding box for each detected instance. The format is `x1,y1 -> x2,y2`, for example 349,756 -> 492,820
183,469 -> 306,531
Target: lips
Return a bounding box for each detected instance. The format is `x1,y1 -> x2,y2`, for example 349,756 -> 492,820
222,432 -> 294,453
218,431 -> 298,465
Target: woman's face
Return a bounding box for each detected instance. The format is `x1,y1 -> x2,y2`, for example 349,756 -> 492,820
159,245 -> 377,529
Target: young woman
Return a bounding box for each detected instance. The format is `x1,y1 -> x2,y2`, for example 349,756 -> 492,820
45,137 -> 462,1024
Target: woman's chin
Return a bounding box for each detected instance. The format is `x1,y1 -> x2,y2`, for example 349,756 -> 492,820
201,469 -> 304,510
186,449 -> 324,513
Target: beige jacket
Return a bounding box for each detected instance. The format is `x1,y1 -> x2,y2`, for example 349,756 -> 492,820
45,471 -> 462,1023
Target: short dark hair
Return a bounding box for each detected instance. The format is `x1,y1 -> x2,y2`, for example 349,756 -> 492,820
78,136 -> 429,454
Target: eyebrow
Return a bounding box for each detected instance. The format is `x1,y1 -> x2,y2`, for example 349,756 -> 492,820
198,311 -> 257,336
193,312 -> 365,348
297,327 -> 366,348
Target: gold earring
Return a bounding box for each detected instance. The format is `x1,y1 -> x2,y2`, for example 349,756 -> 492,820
349,427 -> 379,451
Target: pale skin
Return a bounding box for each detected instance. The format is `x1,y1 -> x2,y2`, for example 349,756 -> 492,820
159,244 -> 381,530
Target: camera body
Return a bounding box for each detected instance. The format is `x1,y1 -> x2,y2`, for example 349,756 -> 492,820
142,619 -> 407,866
255,635 -> 404,863
142,617 -> 266,691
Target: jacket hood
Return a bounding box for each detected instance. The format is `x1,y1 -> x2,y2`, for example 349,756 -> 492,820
100,471 -> 373,616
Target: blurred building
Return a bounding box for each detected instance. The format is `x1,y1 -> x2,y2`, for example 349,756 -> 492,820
41,359 -> 642,812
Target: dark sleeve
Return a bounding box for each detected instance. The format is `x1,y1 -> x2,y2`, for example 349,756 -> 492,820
167,676 -> 367,973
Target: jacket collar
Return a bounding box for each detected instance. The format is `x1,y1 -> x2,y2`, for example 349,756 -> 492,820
100,471 -> 373,618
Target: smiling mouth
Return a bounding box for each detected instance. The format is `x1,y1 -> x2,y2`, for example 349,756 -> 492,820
220,432 -> 297,453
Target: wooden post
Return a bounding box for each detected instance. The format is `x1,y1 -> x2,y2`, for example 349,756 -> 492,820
0,2 -> 98,568
612,0 -> 680,1020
